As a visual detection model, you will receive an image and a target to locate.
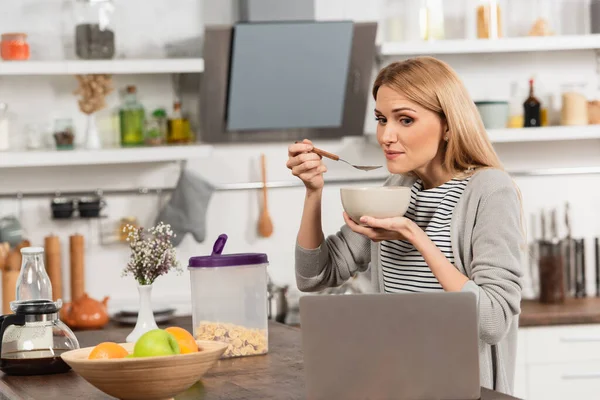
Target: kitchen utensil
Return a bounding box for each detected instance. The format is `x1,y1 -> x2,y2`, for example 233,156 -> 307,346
60,293 -> 109,330
188,234 -> 269,358
0,242 -> 9,271
51,197 -> 75,219
538,209 -> 566,304
258,154 -> 274,238
267,275 -> 288,324
595,237 -> 599,297
69,234 -> 85,302
77,196 -> 105,218
0,247 -> 79,376
310,146 -> 382,172
60,340 -> 226,400
576,239 -> 586,298
340,187 -> 411,225
540,209 -> 547,241
44,235 -> 62,301
0,216 -> 23,247
563,203 -> 576,297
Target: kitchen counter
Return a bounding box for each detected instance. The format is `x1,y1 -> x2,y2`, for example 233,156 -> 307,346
0,317 -> 519,399
520,297 -> 600,327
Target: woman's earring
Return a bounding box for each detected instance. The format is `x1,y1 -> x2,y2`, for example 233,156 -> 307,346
444,135 -> 449,142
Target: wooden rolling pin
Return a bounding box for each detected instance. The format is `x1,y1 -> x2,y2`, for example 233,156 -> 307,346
2,247 -> 22,314
45,235 -> 62,301
69,234 -> 85,302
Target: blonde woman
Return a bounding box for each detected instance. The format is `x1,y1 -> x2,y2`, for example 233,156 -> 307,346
287,56 -> 523,395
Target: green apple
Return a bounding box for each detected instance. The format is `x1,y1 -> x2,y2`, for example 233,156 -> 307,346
133,329 -> 181,357
125,354 -> 135,358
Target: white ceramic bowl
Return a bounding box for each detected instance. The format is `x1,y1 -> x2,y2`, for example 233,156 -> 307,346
340,187 -> 411,225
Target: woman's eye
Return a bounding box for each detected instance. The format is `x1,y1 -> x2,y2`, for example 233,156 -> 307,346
375,117 -> 387,125
399,117 -> 413,126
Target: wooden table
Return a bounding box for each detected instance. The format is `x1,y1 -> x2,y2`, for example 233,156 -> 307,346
520,297 -> 600,327
0,317 -> 519,400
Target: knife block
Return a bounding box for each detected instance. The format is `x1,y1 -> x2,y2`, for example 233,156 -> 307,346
538,240 -> 566,304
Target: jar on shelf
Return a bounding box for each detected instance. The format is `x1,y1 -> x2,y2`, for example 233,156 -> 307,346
53,118 -> 75,150
467,0 -> 505,39
560,83 -> 589,126
382,0 -> 445,42
505,0 -> 561,37
145,109 -> 167,146
420,0 -> 445,41
1,33 -> 30,61
73,0 -> 116,60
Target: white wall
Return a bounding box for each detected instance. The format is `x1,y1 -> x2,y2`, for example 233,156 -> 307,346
1,0 -> 600,315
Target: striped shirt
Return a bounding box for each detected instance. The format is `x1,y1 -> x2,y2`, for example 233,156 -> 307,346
380,177 -> 471,293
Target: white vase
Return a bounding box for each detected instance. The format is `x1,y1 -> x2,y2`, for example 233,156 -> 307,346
126,284 -> 159,343
84,113 -> 101,150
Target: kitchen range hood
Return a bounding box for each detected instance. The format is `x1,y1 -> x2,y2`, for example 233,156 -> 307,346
199,20 -> 378,144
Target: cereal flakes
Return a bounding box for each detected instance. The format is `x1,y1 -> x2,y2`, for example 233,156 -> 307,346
195,321 -> 268,358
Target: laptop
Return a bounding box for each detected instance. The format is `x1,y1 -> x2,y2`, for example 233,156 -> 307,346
299,292 -> 481,400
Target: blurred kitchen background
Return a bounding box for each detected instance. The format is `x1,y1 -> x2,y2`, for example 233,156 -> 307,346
1,1 -> 600,397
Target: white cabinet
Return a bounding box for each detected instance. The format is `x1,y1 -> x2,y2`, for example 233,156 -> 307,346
528,362 -> 600,400
517,324 -> 600,400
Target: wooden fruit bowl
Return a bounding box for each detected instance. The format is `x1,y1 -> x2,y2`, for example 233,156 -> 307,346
61,340 -> 227,400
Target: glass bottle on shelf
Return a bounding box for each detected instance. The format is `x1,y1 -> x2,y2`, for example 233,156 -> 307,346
507,82 -> 524,129
73,0 -> 116,60
523,78 -> 541,128
167,101 -> 192,144
119,86 -> 145,147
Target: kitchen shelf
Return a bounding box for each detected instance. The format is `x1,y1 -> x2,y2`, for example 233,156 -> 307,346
0,144 -> 213,168
488,126 -> 600,143
0,58 -> 204,76
379,34 -> 600,56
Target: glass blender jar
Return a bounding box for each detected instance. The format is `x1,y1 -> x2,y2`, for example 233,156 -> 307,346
0,247 -> 79,376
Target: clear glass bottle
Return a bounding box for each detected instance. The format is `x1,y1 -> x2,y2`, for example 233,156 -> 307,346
167,101 -> 192,144
119,86 -> 145,146
15,247 -> 52,302
73,0 -> 116,60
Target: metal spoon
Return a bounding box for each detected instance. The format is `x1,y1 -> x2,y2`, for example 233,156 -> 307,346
310,146 -> 382,172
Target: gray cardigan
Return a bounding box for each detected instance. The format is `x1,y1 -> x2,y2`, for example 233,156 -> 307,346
295,168 -> 524,395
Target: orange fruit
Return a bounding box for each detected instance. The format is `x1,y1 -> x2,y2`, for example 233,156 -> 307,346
165,327 -> 199,354
88,342 -> 129,360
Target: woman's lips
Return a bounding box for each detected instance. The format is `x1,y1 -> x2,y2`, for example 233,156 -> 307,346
385,151 -> 404,160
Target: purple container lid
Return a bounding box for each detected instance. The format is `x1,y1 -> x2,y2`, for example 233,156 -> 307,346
188,234 -> 268,268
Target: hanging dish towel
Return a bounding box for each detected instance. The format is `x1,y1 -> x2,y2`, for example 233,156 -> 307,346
156,169 -> 214,246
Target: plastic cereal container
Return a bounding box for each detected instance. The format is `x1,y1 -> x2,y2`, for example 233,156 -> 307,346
188,234 -> 269,358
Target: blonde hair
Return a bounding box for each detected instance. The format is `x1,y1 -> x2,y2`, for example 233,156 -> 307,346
373,57 -> 527,245
372,56 -> 503,177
